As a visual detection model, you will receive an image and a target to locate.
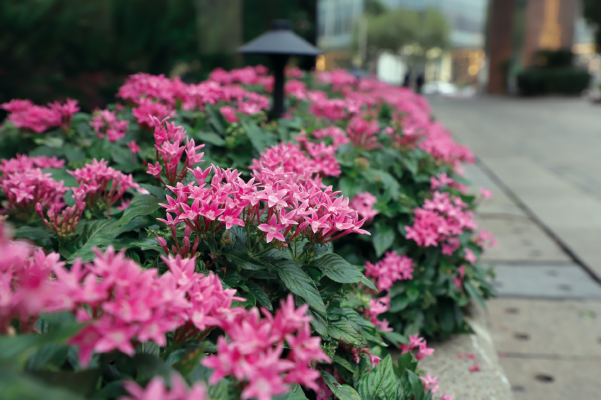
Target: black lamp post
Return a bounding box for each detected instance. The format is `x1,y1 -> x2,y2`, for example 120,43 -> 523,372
238,20 -> 322,119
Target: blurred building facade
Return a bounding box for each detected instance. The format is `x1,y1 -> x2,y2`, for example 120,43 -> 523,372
316,0 -> 490,84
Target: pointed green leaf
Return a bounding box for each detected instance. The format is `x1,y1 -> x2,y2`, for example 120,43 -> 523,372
312,253 -> 364,284
273,260 -> 327,316
246,282 -> 273,311
356,355 -> 398,400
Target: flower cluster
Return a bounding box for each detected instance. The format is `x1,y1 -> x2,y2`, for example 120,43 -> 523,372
0,154 -> 64,182
117,69 -> 271,123
202,295 -> 330,400
347,116 -> 380,149
430,172 -> 467,193
159,162 -> 369,246
147,118 -> 205,186
349,192 -> 378,222
68,159 -> 140,209
311,126 -> 349,148
53,248 -> 244,366
36,187 -> 86,238
132,98 -> 175,130
405,192 -> 477,249
1,168 -> 68,219
364,251 -> 414,292
363,295 -> 393,332
399,334 -> 435,361
1,98 -> 79,133
250,143 -> 323,188
316,69 -> 357,91
123,374 -> 208,400
0,222 -> 64,334
90,110 -> 130,142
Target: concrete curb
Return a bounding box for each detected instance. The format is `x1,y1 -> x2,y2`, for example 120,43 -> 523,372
409,306 -> 513,400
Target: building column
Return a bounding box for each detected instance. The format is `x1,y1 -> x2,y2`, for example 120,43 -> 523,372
487,0 -> 515,94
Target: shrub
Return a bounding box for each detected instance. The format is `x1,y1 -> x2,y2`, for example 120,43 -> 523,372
0,66 -> 485,400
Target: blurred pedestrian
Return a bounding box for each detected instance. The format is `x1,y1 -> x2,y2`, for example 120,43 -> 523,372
416,73 -> 425,94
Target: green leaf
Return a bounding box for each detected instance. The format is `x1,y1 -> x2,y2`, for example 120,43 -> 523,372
356,355 -> 397,400
334,355 -> 357,374
88,137 -> 111,161
42,168 -> 78,187
312,253 -> 364,284
360,276 -> 378,292
67,220 -> 117,263
464,281 -> 488,311
0,367 -> 84,400
274,384 -> 308,400
402,155 -> 419,175
242,121 -> 276,153
246,282 -> 273,311
320,371 -> 361,400
407,370 -> 425,400
131,353 -> 173,381
14,226 -> 49,241
115,195 -> 161,230
307,309 -> 329,337
328,319 -> 364,346
226,254 -> 265,271
34,137 -> 64,148
373,224 -> 395,257
197,131 -> 226,146
64,145 -> 86,163
173,343 -> 206,378
26,369 -> 100,396
273,260 -> 327,316
380,331 -> 408,347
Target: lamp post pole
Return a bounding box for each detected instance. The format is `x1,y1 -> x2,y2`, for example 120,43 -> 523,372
270,54 -> 290,119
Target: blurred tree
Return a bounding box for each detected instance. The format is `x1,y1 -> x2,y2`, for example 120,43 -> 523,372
358,7 -> 451,72
582,0 -> 601,52
0,0 -> 316,109
364,0 -> 388,16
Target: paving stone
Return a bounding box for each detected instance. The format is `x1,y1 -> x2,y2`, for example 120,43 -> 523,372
396,307 -> 514,400
499,357 -> 601,400
489,263 -> 601,299
462,164 -> 527,218
478,217 -> 571,263
487,298 -> 601,357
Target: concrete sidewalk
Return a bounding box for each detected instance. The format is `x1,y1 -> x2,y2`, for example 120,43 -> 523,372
430,96 -> 601,400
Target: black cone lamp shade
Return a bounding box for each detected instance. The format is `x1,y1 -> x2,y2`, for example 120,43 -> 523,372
238,20 -> 322,119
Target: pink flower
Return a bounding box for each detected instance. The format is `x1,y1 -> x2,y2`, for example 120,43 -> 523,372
347,116 -> 380,149
480,187 -> 493,198
364,251 -> 414,292
121,374 -> 208,400
127,141 -> 141,154
259,215 -> 286,243
350,192 -> 379,222
441,390 -> 453,400
132,98 -> 175,130
420,372 -> 439,394
464,248 -> 477,264
90,110 -> 129,142
220,105 -> 239,123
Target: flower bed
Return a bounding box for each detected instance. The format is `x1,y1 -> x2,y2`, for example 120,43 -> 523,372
0,66 -> 492,400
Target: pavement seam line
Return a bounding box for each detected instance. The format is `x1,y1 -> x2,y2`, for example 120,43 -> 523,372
472,156 -> 601,286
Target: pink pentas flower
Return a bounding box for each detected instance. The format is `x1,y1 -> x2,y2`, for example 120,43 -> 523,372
121,373 -> 208,400
475,229 -> 497,250
127,141 -> 140,154
480,187 -> 493,198
311,126 -> 350,149
405,191 -> 478,249
441,390 -> 454,400
202,295 -> 330,399
68,159 -> 140,209
363,296 -> 393,332
365,251 -> 414,292
350,192 -> 379,222
132,98 -> 175,130
420,372 -> 440,394
147,118 -> 204,186
285,80 -> 307,99
1,98 -> 77,133
1,167 -> 68,219
220,105 -> 239,123
464,248 -> 477,264
347,116 -> 380,149
259,215 -> 287,243
36,188 -> 86,238
0,221 -> 64,334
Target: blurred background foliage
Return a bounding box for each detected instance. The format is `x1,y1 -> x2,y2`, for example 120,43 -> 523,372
0,0 -> 316,111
